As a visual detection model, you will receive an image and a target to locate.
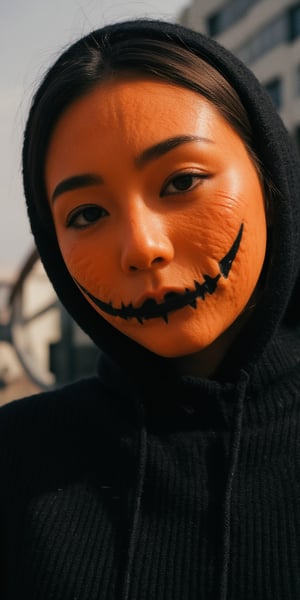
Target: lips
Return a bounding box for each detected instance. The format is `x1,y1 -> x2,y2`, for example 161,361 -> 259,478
75,223 -> 243,324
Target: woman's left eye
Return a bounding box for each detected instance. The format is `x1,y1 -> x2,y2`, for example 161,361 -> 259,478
66,204 -> 108,229
162,173 -> 208,195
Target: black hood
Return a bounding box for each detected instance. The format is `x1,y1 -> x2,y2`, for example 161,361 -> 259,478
22,19 -> 300,382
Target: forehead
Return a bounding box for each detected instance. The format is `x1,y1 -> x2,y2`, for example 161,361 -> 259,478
46,77 -> 231,154
57,76 -> 211,121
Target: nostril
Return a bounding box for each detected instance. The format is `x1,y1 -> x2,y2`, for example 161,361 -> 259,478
128,256 -> 164,272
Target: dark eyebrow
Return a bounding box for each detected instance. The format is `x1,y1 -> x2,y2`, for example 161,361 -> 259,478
51,135 -> 214,202
51,174 -> 103,203
135,135 -> 214,169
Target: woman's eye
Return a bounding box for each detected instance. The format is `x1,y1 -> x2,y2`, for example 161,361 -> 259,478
66,205 -> 108,229
162,173 -> 207,195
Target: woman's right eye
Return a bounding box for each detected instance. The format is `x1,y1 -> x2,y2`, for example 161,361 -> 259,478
66,204 -> 108,229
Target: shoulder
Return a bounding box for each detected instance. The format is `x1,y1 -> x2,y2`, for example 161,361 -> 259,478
0,376 -> 119,465
0,376 -> 103,425
0,377 -> 125,527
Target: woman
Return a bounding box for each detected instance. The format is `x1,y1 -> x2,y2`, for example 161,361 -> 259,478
0,18 -> 300,600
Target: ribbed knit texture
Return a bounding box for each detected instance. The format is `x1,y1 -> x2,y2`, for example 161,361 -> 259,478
1,331 -> 300,599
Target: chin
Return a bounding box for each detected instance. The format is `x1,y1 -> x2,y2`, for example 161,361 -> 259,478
122,322 -> 218,359
102,303 -> 237,360
146,340 -> 212,359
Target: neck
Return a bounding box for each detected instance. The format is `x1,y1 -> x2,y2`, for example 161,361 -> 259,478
173,308 -> 254,378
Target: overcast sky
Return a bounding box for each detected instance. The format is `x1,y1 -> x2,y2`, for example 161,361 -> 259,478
0,0 -> 190,272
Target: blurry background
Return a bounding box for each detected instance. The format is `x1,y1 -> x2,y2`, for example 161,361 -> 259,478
1,0 -> 300,404
0,0 -> 188,272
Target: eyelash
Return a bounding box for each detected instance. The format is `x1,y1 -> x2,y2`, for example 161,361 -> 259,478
66,204 -> 108,229
161,171 -> 209,196
65,171 -> 209,229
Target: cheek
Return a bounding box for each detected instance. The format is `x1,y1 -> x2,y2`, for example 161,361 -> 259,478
176,195 -> 245,272
238,221 -> 267,292
57,234 -> 116,299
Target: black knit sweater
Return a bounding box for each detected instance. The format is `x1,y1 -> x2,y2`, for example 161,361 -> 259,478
1,18 -> 300,600
1,328 -> 300,599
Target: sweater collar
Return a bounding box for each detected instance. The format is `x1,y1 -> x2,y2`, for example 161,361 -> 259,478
97,323 -> 300,433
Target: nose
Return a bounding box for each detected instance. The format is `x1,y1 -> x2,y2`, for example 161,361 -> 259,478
120,202 -> 174,273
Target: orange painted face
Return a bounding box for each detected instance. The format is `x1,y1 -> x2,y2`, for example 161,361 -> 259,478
45,78 -> 267,358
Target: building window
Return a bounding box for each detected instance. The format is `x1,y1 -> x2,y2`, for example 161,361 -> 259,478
209,2 -> 300,65
207,0 -> 262,37
289,4 -> 300,40
235,13 -> 289,64
264,78 -> 282,109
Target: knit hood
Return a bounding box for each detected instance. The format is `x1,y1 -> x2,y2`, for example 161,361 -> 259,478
22,18 -> 300,384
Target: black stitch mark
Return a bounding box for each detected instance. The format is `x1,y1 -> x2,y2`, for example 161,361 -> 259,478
76,223 -> 244,323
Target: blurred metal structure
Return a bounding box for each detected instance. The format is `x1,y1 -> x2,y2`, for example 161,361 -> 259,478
0,247 -> 98,390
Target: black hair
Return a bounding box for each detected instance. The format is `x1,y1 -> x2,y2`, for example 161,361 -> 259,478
22,26 -> 271,226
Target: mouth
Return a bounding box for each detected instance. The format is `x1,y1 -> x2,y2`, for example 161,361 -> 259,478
75,223 -> 243,324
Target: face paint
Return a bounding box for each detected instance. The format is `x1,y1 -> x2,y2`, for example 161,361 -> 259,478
75,222 -> 243,323
45,78 -> 267,359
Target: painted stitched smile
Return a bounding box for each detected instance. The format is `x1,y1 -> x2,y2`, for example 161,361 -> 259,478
76,223 -> 243,324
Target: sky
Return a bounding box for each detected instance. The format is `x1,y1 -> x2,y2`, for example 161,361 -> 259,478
0,0 -> 190,272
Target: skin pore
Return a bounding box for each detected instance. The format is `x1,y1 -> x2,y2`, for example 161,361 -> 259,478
45,77 -> 267,377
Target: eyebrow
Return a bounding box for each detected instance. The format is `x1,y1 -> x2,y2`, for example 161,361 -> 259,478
135,134 -> 214,168
51,134 -> 214,202
51,174 -> 103,203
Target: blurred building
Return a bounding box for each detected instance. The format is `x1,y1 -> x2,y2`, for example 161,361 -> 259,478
179,0 -> 300,151
0,253 -> 99,404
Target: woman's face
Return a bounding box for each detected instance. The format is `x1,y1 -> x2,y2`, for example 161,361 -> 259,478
45,78 -> 267,358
